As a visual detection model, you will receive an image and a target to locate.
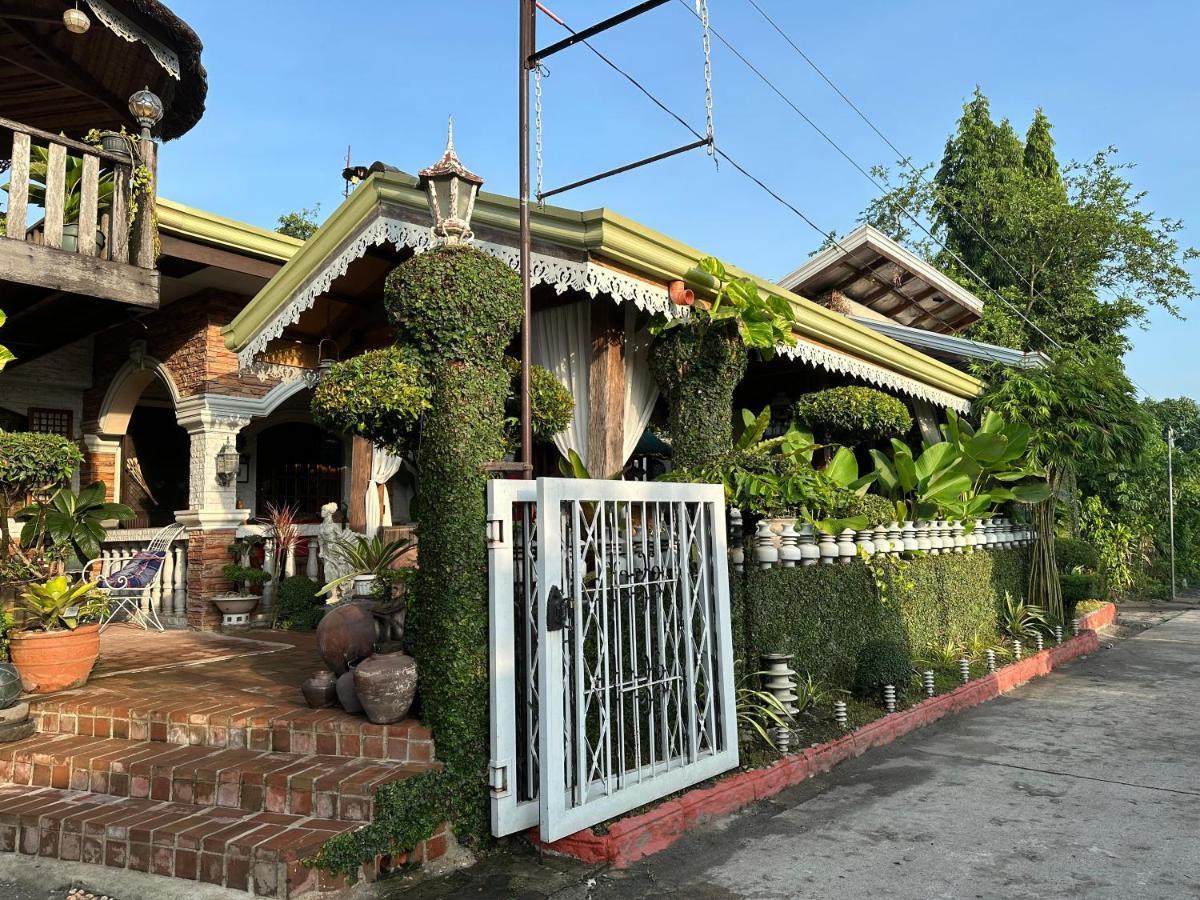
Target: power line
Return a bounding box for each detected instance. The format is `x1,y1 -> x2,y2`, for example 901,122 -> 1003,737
675,0 -> 1062,352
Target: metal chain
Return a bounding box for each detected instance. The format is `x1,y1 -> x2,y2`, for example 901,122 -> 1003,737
696,0 -> 714,157
534,63 -> 546,205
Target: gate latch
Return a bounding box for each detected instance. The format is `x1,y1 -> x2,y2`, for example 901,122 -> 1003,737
546,585 -> 570,632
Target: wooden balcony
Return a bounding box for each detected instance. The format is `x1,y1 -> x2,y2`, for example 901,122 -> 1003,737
1,116 -> 159,360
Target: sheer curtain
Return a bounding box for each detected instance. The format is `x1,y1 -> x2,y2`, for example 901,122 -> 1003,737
532,298 -> 660,468
365,447 -> 404,537
622,303 -> 659,462
532,300 -> 591,462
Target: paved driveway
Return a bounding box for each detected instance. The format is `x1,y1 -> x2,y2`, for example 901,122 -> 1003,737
394,608 -> 1200,899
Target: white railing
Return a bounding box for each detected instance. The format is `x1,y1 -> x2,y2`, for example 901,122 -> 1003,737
235,523 -> 359,612
99,527 -> 189,626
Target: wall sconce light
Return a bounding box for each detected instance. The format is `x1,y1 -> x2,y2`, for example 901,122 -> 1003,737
215,439 -> 241,486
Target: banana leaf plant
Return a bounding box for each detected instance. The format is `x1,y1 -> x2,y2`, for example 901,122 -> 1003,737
19,482 -> 134,567
870,439 -> 971,521
19,576 -> 109,632
941,409 -> 1051,507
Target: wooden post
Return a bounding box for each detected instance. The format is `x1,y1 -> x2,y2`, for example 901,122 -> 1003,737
110,164 -> 129,264
134,138 -> 158,268
78,154 -> 99,256
587,300 -> 626,479
6,131 -> 29,238
42,142 -> 66,249
348,436 -> 372,533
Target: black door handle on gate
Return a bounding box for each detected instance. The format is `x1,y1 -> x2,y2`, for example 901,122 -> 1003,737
546,585 -> 570,631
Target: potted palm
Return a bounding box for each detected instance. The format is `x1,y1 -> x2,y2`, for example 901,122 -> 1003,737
10,576 -> 109,693
1,146 -> 115,253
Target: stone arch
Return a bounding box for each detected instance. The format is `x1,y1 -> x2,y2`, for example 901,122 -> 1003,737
95,356 -> 183,436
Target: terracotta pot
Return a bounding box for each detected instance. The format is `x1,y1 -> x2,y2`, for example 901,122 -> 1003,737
353,651 -> 417,725
301,670 -> 338,709
315,602 -> 379,675
336,668 -> 363,714
9,624 -> 101,693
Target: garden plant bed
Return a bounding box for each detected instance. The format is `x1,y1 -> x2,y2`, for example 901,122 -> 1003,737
536,603 -> 1114,868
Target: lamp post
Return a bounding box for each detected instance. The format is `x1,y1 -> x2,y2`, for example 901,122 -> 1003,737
128,87 -> 164,140
1168,426 -> 1177,600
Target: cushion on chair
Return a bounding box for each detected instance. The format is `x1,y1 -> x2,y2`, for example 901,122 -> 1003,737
97,550 -> 166,591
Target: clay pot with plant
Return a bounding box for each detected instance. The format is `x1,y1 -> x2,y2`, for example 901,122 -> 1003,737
9,576 -> 109,693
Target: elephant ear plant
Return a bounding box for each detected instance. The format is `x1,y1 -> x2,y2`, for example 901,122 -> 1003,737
20,481 -> 134,568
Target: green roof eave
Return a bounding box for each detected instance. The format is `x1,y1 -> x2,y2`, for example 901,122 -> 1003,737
157,198 -> 304,263
221,171 -> 981,402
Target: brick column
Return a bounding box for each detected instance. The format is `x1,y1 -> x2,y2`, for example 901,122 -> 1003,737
175,400 -> 251,630
80,435 -> 121,501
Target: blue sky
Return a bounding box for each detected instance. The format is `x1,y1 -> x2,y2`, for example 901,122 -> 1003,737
163,1 -> 1198,399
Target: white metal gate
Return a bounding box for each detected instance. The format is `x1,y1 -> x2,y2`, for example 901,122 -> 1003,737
488,478 -> 738,841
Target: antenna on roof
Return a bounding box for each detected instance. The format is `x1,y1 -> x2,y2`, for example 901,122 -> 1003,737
341,145 -> 369,197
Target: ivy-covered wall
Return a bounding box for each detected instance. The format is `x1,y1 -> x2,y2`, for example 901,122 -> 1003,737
733,549 -> 1030,686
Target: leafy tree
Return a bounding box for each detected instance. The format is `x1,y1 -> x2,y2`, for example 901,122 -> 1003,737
1143,397 -> 1200,453
860,88 -> 1198,356
276,204 -> 321,240
0,308 -> 13,372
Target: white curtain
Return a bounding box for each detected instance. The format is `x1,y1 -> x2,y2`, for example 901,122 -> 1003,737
532,299 -> 661,469
365,447 -> 403,538
532,300 -> 591,462
622,304 -> 659,463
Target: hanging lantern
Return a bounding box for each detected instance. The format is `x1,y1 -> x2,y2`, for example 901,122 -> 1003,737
419,117 -> 483,245
63,3 -> 90,33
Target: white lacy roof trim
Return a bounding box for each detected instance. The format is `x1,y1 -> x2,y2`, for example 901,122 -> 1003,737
86,0 -> 181,79
778,340 -> 973,413
238,216 -> 673,368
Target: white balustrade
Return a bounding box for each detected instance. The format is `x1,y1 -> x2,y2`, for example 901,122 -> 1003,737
99,528 -> 189,627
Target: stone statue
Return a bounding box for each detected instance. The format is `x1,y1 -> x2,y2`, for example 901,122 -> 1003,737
317,502 -> 351,600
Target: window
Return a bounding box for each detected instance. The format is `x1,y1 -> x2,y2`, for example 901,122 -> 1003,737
27,407 -> 72,438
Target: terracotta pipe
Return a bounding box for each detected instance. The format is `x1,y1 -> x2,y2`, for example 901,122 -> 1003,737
668,280 -> 695,307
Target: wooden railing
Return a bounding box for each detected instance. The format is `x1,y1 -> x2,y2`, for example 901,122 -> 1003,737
1,116 -> 156,269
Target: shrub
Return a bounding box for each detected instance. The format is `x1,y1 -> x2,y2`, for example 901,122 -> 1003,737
503,356 -> 574,442
0,431 -> 81,552
1055,537 -> 1099,574
853,639 -> 913,699
835,492 -> 897,527
275,576 -> 324,631
794,386 -> 913,445
1060,572 -> 1100,618
310,345 -> 431,453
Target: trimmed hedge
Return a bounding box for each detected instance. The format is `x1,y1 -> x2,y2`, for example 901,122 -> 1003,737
794,386 -> 913,446
310,345 -> 431,453
733,549 -> 1029,687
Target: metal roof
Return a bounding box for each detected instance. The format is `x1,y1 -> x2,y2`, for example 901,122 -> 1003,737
848,315 -> 1048,369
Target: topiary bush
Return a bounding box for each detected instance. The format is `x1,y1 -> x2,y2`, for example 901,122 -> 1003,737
852,639 -> 913,699
0,431 -> 81,553
503,356 -> 574,443
310,345 -> 431,453
384,244 -> 522,852
1055,537 -> 1099,575
794,386 -> 913,446
275,575 -> 324,631
1060,572 -> 1100,619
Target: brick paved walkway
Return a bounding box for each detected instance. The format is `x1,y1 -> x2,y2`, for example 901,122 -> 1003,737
0,626 -> 444,897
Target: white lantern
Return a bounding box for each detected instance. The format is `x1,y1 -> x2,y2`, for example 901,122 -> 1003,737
419,117 -> 483,245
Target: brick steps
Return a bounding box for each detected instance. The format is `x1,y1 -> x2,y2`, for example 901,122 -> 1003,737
0,734 -> 437,822
30,697 -> 433,760
0,784 -> 447,897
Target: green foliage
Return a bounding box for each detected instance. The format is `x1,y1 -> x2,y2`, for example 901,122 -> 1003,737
0,608 -> 13,660
835,492 -> 897,527
736,668 -> 795,752
0,308 -> 14,372
1078,496 -> 1137,600
1143,397 -> 1200,452
650,256 -> 795,469
310,345 -> 431,453
318,534 -> 414,595
1055,537 -> 1099,575
1000,591 -> 1050,638
2,145 -> 114,228
502,356 -> 574,443
852,640 -> 913,699
733,549 -> 1025,688
19,482 -> 134,566
1060,573 -> 1100,617
870,439 -> 971,521
307,769 -> 448,877
220,564 -> 271,590
385,245 -> 523,363
0,431 -> 81,553
793,387 -> 913,446
275,576 -> 324,631
19,576 -> 109,632
275,204 -> 321,240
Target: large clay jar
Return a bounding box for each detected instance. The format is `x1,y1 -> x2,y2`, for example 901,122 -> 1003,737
9,624 -> 100,693
336,668 -> 363,714
316,602 -> 379,675
0,663 -> 22,709
354,651 -> 417,725
301,670 -> 338,708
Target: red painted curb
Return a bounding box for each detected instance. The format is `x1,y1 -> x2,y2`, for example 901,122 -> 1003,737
536,608 -> 1114,868
1078,601 -> 1117,630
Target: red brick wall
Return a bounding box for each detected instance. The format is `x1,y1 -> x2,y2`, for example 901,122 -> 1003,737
79,451 -> 117,501
186,528 -> 237,629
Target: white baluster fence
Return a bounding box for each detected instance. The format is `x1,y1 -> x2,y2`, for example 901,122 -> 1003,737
99,528 -> 189,628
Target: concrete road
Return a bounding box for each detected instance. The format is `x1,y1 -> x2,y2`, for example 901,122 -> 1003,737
394,608 -> 1200,899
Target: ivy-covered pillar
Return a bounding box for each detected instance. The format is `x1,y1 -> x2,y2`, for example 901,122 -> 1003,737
384,244 -> 523,846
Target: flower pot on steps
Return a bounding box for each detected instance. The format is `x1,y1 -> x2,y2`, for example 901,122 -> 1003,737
9,624 -> 101,693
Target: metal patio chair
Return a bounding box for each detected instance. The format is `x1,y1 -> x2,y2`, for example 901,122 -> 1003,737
86,523 -> 186,632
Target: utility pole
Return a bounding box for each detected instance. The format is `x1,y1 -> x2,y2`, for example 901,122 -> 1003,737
518,0 -> 536,475
1168,426 -> 1177,600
